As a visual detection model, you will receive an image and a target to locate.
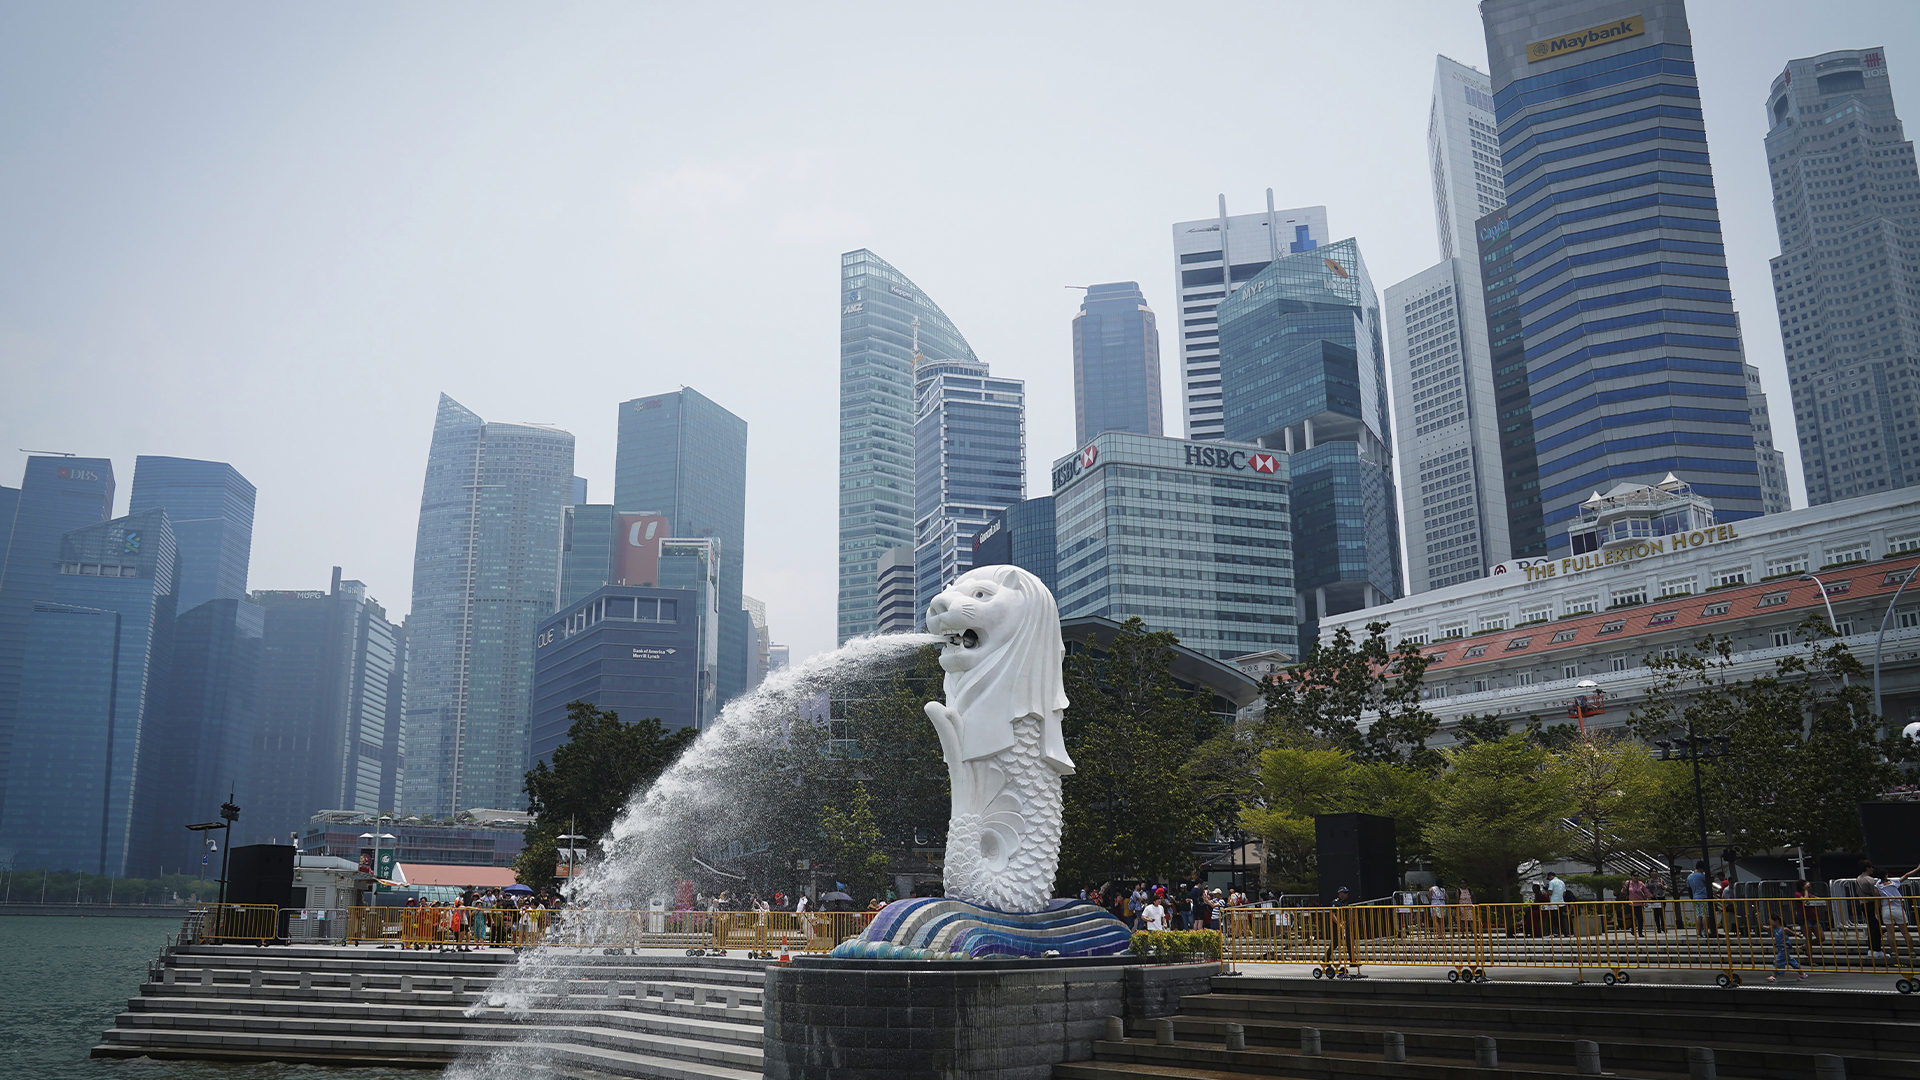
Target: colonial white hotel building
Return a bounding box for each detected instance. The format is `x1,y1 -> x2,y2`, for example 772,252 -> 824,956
1318,480 -> 1920,736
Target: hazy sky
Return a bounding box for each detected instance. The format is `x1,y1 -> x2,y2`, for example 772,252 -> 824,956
3,2 -> 1915,663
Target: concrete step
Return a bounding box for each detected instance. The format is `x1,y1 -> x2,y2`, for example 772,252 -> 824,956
115,1000 -> 762,1048
1062,1041 -> 1680,1079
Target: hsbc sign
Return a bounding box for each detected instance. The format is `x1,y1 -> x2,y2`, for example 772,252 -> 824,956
1054,439 -> 1282,490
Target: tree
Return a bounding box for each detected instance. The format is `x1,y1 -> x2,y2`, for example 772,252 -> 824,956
516,702 -> 696,890
1056,619 -> 1221,891
1262,621 -> 1439,768
1554,733 -> 1664,873
1237,747 -> 1355,887
1424,734 -> 1574,902
818,783 -> 893,902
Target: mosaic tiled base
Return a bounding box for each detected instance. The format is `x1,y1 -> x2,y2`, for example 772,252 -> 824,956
828,897 -> 1132,960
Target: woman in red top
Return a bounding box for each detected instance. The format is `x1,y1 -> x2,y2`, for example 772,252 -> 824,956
1794,879 -> 1824,964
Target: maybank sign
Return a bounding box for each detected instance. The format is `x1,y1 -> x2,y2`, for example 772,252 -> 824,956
1527,15 -> 1644,63
1523,524 -> 1741,582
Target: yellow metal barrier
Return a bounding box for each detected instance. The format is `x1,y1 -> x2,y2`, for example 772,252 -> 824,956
714,910 -> 867,954
190,903 -> 280,944
1222,898 -> 1920,991
345,907 -> 407,944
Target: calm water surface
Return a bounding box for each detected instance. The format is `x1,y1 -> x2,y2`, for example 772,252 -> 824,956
1,916 -> 422,1079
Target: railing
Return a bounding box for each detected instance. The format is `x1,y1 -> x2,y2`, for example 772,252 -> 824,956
188,903 -> 281,944
338,907 -> 871,954
1220,896 -> 1920,991
284,907 -> 351,943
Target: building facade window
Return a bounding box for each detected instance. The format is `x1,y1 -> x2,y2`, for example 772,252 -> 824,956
1773,629 -> 1793,647
1659,577 -> 1696,598
1611,657 -> 1629,672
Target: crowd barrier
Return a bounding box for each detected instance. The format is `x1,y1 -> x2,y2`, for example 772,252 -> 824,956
189,903 -> 281,944
339,906 -> 870,954
1220,897 -> 1920,992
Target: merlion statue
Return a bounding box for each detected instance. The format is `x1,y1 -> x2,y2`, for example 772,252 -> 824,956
922,564 -> 1071,913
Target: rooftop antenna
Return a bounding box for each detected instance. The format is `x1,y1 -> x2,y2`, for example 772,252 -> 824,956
1266,188 -> 1281,262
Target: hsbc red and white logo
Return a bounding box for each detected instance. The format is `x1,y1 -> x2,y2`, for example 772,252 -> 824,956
1249,453 -> 1279,474
1080,444 -> 1099,469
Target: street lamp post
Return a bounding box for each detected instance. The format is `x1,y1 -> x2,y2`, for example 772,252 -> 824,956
185,793 -> 241,907
1656,731 -> 1731,937
1798,573 -> 1852,686
1871,565 -> 1917,720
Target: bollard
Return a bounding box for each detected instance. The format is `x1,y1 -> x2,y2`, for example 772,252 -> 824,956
202,970 -> 214,987
725,988 -> 740,1013
1105,1016 -> 1125,1042
162,968 -> 176,986
349,973 -> 362,994
604,984 -> 618,1007
1475,1036 -> 1498,1069
249,970 -> 263,988
1814,1054 -> 1846,1080
1575,1040 -> 1601,1076
1154,1018 -> 1175,1046
1224,1023 -> 1245,1052
400,975 -> 412,993
299,972 -> 312,990
451,977 -> 465,996
1382,1032 -> 1406,1063
694,986 -> 708,1006
1687,1046 -> 1716,1080
1301,1027 -> 1322,1057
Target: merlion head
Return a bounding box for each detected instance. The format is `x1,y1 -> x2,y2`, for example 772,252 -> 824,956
924,564 -> 1072,769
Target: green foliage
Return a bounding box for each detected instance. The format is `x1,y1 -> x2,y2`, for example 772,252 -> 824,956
0,868 -> 219,905
1127,929 -> 1222,961
1237,746 -> 1440,887
1424,734 -> 1575,903
1557,733 -> 1664,873
1057,618 -> 1222,890
1262,621 -> 1440,768
1630,628 -> 1909,864
516,701 -> 696,890
818,783 -> 892,902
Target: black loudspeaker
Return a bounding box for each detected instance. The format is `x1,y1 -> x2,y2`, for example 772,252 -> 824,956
226,843 -> 295,909
1316,812 -> 1396,905
1859,802 -> 1920,870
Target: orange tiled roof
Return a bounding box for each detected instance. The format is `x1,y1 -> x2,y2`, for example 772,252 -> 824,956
1419,552 -> 1920,672
396,863 -> 519,888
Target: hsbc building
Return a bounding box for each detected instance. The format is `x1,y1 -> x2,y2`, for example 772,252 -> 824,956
1050,432 -> 1296,662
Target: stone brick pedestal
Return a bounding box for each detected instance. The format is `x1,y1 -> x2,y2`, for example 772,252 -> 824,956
763,954 -> 1218,1080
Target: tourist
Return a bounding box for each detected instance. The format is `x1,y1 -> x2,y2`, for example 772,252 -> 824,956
1624,875 -> 1650,937
1189,882 -> 1209,930
1856,862 -> 1886,957
1768,914 -> 1807,981
1141,893 -> 1167,931
1688,862 -> 1713,937
1322,885 -> 1359,974
1456,884 -> 1475,935
1795,880 -> 1824,962
1544,872 -> 1566,937
1876,866 -> 1916,963
1647,873 -> 1668,933
1428,879 -> 1448,937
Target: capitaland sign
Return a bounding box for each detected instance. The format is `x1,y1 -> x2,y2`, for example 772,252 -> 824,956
1523,523 -> 1741,581
1526,15 -> 1644,63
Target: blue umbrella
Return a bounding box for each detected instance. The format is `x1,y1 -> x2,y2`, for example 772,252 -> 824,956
503,883 -> 534,894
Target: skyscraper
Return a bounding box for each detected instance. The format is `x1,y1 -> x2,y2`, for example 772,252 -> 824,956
913,354 -> 1025,618
1387,56 -> 1515,593
1745,362 -> 1792,514
838,249 -> 980,642
559,503 -> 616,608
1477,206 -> 1549,561
1171,196 -> 1329,441
245,572 -> 406,846
970,496 -> 1058,597
128,456 -> 255,615
532,585 -> 704,765
0,456 -> 114,827
1482,0 -> 1774,550
1,510 -> 174,875
1072,282 -> 1163,443
1051,432 -> 1294,661
613,387 -> 749,705
874,546 -> 917,635
403,395 -> 574,815
1215,237 -> 1402,646
1765,47 -> 1920,504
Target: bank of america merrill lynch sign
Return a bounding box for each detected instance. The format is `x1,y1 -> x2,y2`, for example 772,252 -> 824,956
1052,441 -> 1280,491
1527,15 -> 1643,63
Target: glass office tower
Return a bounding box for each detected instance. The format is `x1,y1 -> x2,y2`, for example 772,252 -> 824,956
971,495 -> 1058,597
1216,238 -> 1401,648
913,358 -> 1025,619
838,249 -> 980,642
1765,47 -> 1920,504
0,456 -> 115,827
129,456 -> 255,614
2,511 -> 174,875
1482,0 -> 1770,550
246,571 -> 404,846
1051,432 -> 1294,661
1476,205 -> 1549,561
531,585 -> 703,764
614,387 -> 749,706
1072,282 -> 1163,444
560,503 -> 616,608
404,395 -> 574,816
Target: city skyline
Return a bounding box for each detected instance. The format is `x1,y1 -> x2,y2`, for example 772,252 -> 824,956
3,3 -> 1915,662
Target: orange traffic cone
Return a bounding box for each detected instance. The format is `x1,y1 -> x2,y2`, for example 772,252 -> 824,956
778,936 -> 791,963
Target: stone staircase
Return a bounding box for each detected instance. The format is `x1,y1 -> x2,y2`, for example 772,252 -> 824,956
92,942 -> 768,1078
1060,974 -> 1920,1080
